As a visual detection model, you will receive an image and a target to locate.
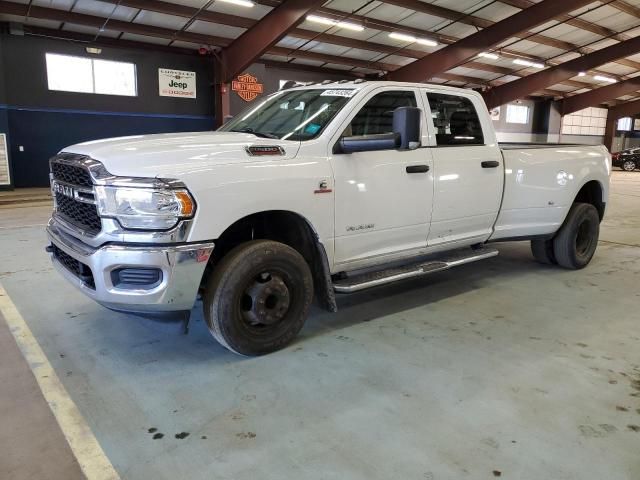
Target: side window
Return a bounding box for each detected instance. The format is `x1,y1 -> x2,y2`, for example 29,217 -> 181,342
348,91 -> 417,136
427,92 -> 484,146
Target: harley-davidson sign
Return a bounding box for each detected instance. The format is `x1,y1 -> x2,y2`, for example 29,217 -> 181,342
232,73 -> 264,102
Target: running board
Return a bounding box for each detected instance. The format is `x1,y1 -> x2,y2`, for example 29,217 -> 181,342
333,247 -> 499,294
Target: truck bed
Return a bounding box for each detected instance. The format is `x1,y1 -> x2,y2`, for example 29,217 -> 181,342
491,142 -> 610,241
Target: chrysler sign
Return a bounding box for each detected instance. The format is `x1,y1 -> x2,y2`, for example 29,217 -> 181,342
159,68 -> 197,99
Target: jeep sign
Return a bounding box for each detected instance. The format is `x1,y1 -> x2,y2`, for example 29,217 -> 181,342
159,68 -> 196,98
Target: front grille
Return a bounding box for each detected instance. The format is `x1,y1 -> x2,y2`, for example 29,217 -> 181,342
51,245 -> 95,289
51,161 -> 93,188
55,192 -> 102,235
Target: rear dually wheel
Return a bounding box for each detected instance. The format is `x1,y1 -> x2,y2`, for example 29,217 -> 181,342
553,203 -> 600,270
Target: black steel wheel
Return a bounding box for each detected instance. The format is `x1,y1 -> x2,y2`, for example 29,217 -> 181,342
203,240 -> 313,356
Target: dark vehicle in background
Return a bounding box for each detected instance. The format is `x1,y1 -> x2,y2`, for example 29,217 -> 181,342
612,147 -> 640,171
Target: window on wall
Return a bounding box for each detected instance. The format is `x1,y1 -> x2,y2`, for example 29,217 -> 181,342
506,104 -> 530,124
617,117 -> 632,132
561,107 -> 607,136
46,53 -> 137,97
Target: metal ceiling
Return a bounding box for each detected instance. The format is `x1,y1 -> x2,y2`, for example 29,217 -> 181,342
1,0 -> 640,107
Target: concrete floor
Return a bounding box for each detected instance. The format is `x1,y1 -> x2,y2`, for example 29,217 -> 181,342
0,310 -> 84,480
1,171 -> 639,480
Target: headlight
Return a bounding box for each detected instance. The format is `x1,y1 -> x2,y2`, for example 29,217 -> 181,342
95,186 -> 195,230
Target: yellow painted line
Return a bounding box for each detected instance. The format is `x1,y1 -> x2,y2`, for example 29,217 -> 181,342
0,282 -> 120,480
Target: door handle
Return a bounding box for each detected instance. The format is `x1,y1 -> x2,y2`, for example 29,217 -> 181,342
406,165 -> 430,174
481,160 -> 500,168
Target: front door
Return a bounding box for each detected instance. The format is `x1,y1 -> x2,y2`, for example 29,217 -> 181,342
422,89 -> 503,247
330,88 -> 434,268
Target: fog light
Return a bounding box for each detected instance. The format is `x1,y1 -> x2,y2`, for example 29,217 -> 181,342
111,268 -> 162,289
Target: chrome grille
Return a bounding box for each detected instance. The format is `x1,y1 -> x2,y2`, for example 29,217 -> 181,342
50,155 -> 102,236
54,192 -> 102,235
51,161 -> 93,188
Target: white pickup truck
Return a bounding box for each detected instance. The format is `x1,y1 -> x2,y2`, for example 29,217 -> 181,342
47,81 -> 611,355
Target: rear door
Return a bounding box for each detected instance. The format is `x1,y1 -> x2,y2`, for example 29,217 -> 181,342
421,89 -> 503,247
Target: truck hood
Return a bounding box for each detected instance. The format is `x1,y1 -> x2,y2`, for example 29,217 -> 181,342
62,131 -> 301,178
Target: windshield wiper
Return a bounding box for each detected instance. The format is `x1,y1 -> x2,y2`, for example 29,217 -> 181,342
230,127 -> 279,139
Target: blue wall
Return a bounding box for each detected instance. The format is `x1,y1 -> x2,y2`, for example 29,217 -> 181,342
7,107 -> 213,187
0,28 -> 216,187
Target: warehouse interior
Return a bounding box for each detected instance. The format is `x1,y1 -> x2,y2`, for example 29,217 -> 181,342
0,0 -> 639,479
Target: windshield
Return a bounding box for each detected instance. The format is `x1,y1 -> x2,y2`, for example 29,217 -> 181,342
219,89 -> 356,141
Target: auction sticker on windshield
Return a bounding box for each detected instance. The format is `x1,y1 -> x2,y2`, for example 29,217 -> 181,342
320,89 -> 359,97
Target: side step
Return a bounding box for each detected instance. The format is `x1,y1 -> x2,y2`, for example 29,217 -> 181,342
333,247 -> 499,293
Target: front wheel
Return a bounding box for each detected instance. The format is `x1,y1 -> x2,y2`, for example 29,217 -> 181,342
203,240 -> 313,356
553,203 -> 600,270
622,159 -> 637,172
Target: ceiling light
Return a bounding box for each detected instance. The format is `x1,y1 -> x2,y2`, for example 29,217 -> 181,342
478,52 -> 499,60
594,75 -> 617,83
85,47 -> 102,54
416,38 -> 438,47
389,32 -> 437,46
578,71 -> 586,77
217,0 -> 254,7
389,32 -> 416,42
306,15 -> 363,31
513,58 -> 545,69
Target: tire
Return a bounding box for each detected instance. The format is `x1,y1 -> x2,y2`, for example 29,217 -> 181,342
553,203 -> 600,270
203,240 -> 313,356
622,159 -> 637,172
531,238 -> 556,265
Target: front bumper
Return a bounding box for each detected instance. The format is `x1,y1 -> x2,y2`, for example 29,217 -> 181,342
47,220 -> 214,314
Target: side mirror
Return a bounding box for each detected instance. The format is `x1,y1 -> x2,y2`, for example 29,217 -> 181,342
393,106 -> 421,150
335,106 -> 422,154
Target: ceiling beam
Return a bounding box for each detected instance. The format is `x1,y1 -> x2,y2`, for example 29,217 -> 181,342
99,0 -> 601,91
609,0 -> 640,19
387,0 -> 594,82
381,0 -> 574,51
609,98 -> 640,118
267,46 -> 395,71
24,24 -> 365,78
17,20 -> 567,97
0,0 -> 230,44
0,1 -> 395,72
260,59 -> 361,78
497,0 -> 640,71
560,77 -> 640,115
219,0 -> 325,82
499,0 -> 629,41
483,35 -> 640,109
23,25 -> 199,56
0,0 -> 618,97
378,0 -> 640,72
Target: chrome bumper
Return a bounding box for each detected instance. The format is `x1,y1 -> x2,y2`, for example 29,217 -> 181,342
47,220 -> 214,314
